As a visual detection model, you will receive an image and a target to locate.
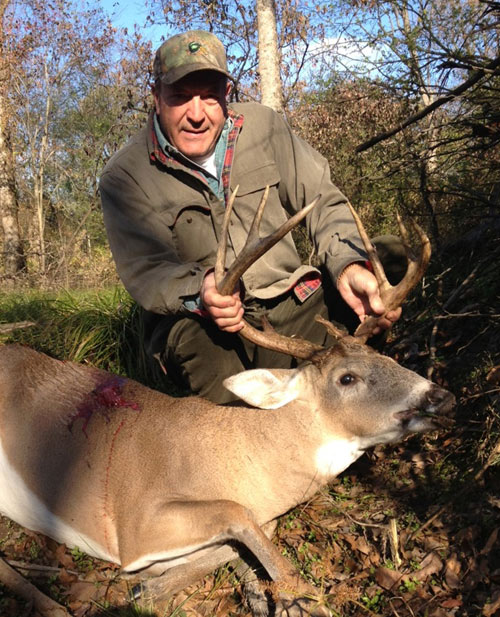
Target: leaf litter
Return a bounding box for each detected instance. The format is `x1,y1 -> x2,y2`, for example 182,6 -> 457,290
1,229 -> 499,617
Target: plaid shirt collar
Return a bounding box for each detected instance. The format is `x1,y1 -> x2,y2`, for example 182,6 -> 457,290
150,109 -> 244,205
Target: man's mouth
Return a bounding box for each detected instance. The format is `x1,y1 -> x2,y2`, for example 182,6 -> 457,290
182,128 -> 207,136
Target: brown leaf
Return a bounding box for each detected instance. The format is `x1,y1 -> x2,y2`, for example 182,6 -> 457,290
64,580 -> 100,604
58,568 -> 78,586
429,608 -> 449,617
483,589 -> 500,617
375,566 -> 403,590
444,553 -> 462,589
413,552 -> 443,582
55,544 -> 76,569
344,533 -> 371,555
441,598 -> 463,609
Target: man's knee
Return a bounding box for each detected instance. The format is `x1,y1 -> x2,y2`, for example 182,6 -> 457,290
163,316 -> 250,403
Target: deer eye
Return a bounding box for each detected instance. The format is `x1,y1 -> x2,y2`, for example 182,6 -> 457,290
339,373 -> 356,386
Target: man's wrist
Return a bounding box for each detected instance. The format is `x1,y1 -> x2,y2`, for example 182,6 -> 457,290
337,261 -> 368,286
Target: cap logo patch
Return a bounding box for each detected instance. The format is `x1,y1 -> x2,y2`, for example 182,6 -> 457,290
188,41 -> 201,53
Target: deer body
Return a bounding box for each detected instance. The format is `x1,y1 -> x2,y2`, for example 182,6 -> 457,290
0,195 -> 456,615
0,341 -> 453,589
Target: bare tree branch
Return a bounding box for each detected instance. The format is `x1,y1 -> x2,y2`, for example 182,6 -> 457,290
357,54 -> 500,153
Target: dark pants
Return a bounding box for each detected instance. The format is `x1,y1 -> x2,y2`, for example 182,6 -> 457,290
155,235 -> 407,404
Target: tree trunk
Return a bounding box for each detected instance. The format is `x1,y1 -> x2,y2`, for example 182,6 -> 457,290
0,0 -> 24,278
256,0 -> 284,114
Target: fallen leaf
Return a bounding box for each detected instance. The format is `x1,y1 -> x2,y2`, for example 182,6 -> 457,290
444,553 -> 462,589
483,588 -> 500,616
59,567 -> 78,586
375,566 -> 403,590
64,580 -> 100,603
413,552 -> 443,582
441,597 -> 463,608
55,544 -> 76,569
344,534 -> 371,555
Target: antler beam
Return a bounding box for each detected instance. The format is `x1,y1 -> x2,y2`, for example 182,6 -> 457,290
215,187 -> 324,360
347,202 -> 431,342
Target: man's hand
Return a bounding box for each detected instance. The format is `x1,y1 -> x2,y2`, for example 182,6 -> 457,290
200,272 -> 244,333
337,263 -> 402,334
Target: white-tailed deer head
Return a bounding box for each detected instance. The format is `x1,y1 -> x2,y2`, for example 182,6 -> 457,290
0,192 -> 453,617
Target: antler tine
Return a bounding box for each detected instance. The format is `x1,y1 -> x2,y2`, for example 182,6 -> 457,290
215,184 -> 240,289
217,187 -> 321,296
314,315 -> 349,340
352,205 -> 431,342
214,186 -> 324,360
346,201 -> 390,292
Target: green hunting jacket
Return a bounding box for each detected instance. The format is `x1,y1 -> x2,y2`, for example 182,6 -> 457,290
99,102 -> 366,320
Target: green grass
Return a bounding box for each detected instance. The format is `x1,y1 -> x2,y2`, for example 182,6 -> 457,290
0,285 -> 181,395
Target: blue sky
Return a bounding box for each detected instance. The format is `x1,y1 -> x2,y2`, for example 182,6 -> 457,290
98,0 -> 165,47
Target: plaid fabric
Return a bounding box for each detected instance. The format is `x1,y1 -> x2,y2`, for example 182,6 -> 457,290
293,272 -> 322,302
221,110 -> 244,204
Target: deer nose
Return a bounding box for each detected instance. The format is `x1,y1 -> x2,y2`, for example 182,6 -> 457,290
425,385 -> 456,415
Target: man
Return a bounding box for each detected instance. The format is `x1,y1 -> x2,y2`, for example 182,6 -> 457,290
100,30 -> 402,403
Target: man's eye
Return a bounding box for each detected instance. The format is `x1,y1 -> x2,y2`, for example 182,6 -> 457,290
166,94 -> 188,105
202,94 -> 219,104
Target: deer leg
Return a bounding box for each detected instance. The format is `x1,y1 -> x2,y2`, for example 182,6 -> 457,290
120,499 -> 298,581
121,500 -> 329,616
136,544 -> 239,602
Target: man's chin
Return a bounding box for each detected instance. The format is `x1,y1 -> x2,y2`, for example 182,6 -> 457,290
176,135 -> 215,160
181,146 -> 213,160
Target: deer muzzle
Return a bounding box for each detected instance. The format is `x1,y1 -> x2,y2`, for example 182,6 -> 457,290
396,385 -> 456,430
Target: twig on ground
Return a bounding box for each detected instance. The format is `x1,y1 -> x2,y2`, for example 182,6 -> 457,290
0,556 -> 72,617
5,559 -> 80,577
463,388 -> 500,401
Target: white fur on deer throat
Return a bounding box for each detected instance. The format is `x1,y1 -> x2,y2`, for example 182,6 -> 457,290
0,439 -> 117,563
315,379 -> 435,478
315,437 -> 363,478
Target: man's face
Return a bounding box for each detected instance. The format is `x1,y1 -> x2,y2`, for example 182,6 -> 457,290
153,71 -> 230,160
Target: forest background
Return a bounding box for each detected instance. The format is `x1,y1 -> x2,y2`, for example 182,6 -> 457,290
0,1 -> 499,616
1,0 -> 498,285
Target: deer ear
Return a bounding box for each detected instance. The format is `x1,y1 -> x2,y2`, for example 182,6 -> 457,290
223,369 -> 303,409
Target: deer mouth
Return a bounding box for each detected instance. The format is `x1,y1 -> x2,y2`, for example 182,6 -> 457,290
396,386 -> 456,430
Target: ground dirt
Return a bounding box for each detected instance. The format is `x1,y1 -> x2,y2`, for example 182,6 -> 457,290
1,225 -> 499,617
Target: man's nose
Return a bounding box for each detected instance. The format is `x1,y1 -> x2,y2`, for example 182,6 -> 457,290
186,96 -> 204,123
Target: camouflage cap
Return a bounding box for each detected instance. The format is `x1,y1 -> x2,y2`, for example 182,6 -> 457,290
153,30 -> 232,85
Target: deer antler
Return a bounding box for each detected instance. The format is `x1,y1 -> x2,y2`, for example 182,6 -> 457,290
347,202 -> 431,343
214,186 -> 324,360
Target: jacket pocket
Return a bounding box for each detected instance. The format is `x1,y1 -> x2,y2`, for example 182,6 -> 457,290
231,161 -> 280,196
165,204 -> 216,266
229,162 -> 291,259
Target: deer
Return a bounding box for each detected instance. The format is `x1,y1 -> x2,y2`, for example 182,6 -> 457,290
0,189 -> 455,617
